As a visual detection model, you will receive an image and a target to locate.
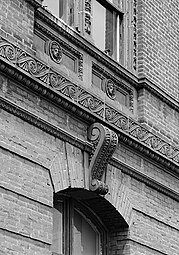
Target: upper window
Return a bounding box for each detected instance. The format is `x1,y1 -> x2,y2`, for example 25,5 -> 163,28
43,0 -> 60,17
42,0 -> 124,62
92,0 -> 123,61
42,0 -> 76,26
52,195 -> 106,255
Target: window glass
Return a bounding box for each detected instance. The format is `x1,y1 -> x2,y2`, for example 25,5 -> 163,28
52,196 -> 105,255
92,0 -> 123,61
52,201 -> 64,254
92,1 -> 106,52
73,209 -> 100,255
116,90 -> 128,106
92,72 -> 103,89
43,0 -> 60,17
34,33 -> 45,52
62,53 -> 76,72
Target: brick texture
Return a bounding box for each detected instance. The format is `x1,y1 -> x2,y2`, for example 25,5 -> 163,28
49,142 -> 85,193
114,143 -> 179,194
0,148 -> 53,206
106,166 -> 179,255
0,0 -> 178,254
137,88 -> 179,145
0,230 -> 51,255
137,0 -> 179,100
0,74 -> 87,141
0,187 -> 52,244
0,0 -> 34,50
108,142 -> 179,255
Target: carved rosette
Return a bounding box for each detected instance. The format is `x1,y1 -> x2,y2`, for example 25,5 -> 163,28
88,123 -> 118,195
48,41 -> 62,64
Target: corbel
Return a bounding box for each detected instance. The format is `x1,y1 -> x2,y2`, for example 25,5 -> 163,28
88,123 -> 118,195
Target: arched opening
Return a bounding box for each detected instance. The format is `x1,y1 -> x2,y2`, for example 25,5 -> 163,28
52,188 -> 128,255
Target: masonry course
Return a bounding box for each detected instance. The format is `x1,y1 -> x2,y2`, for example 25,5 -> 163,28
0,0 -> 178,254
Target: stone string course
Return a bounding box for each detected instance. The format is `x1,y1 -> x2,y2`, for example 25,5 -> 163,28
0,36 -> 179,168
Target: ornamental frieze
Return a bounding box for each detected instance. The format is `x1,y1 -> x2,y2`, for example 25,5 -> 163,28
85,0 -> 92,35
92,62 -> 134,112
0,36 -> 179,167
35,23 -> 84,80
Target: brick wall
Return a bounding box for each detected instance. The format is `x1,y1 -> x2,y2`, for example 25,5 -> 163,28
137,88 -> 179,145
107,170 -> 179,255
0,73 -> 87,141
137,0 -> 179,100
0,0 -> 34,50
0,72 -> 87,253
0,75 -> 178,254
107,142 -> 179,255
0,0 -> 178,254
114,143 -> 179,194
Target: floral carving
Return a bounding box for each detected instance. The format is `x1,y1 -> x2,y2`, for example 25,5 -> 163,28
0,36 -> 179,168
0,40 -> 16,63
105,106 -> 128,131
88,123 -> 118,195
133,0 -> 137,71
78,89 -> 104,117
85,0 -> 92,34
48,70 -> 79,101
85,0 -> 91,12
129,120 -> 179,163
17,50 -> 49,83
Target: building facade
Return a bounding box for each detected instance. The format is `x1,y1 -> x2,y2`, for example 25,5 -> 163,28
0,0 -> 179,254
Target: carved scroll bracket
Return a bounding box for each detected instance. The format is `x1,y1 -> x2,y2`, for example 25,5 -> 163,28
87,123 -> 118,195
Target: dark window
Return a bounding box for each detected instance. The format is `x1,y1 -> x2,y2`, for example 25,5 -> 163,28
42,0 -> 124,63
62,51 -> 77,72
92,71 -> 104,89
52,195 -> 106,255
33,33 -> 46,52
115,89 -> 129,107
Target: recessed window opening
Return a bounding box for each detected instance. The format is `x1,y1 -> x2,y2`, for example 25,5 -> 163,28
43,0 -> 60,18
52,194 -> 107,255
92,0 -> 123,61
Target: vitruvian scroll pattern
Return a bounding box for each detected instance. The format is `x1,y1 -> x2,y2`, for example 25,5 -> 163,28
0,36 -> 179,167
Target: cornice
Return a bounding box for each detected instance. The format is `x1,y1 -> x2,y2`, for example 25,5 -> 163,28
138,77 -> 179,112
26,0 -> 42,9
111,157 -> 179,202
0,36 -> 179,175
35,10 -> 179,115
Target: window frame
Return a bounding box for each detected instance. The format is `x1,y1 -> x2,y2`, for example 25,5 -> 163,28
92,0 -> 124,62
52,194 -> 108,255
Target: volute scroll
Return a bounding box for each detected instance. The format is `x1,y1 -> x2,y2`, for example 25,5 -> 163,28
88,123 -> 118,195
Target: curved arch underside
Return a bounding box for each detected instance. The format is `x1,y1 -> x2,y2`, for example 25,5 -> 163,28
58,188 -> 129,232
